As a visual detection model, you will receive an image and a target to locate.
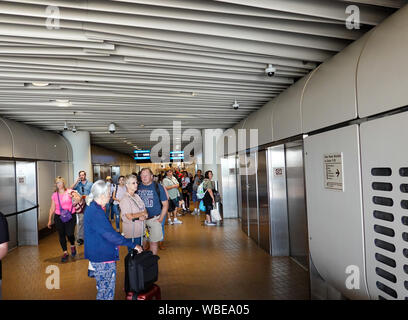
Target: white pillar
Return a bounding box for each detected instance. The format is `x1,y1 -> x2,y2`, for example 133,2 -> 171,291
62,131 -> 93,183
202,129 -> 224,188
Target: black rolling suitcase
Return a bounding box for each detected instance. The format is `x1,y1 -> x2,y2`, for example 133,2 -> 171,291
124,218 -> 160,296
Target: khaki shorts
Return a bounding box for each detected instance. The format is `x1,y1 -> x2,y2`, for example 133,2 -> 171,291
145,215 -> 163,243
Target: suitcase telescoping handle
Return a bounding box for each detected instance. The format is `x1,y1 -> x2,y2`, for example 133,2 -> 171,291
131,217 -> 144,257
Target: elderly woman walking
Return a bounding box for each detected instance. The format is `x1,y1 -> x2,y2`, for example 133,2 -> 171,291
84,180 -> 143,300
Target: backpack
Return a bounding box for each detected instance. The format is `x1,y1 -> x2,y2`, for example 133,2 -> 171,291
196,181 -> 206,200
153,182 -> 163,210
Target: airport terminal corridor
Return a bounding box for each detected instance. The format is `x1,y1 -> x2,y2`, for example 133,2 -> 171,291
2,213 -> 309,300
1,0 -> 408,304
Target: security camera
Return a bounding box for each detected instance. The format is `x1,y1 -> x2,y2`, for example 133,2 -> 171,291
72,125 -> 77,133
232,100 -> 239,110
108,123 -> 116,134
265,64 -> 276,77
63,121 -> 68,131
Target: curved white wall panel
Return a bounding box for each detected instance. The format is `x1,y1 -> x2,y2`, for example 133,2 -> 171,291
2,118 -> 37,159
272,74 -> 311,142
304,124 -> 369,300
31,127 -> 68,161
242,100 -> 274,148
358,6 -> 408,118
302,32 -> 372,132
0,118 -> 13,157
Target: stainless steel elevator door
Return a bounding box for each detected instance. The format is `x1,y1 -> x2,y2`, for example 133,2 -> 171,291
247,151 -> 259,244
0,161 -> 17,249
111,166 -> 120,184
285,144 -> 309,269
239,153 -> 249,235
16,161 -> 38,246
257,150 -> 270,253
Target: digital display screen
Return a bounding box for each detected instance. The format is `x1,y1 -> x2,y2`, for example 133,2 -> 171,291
134,150 -> 151,160
170,150 -> 184,161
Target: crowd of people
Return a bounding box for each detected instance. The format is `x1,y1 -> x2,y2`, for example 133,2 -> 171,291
0,166 -> 220,300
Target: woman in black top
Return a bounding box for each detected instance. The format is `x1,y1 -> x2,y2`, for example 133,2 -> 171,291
203,171 -> 217,226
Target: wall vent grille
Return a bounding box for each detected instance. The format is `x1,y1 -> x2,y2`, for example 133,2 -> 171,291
369,167 -> 408,300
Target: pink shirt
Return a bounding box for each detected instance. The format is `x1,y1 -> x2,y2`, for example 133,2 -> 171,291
52,190 -> 76,215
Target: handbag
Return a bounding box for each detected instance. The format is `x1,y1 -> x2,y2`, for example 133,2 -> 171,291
56,192 -> 73,223
211,208 -> 222,222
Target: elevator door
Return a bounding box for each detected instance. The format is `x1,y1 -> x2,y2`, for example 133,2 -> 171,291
247,151 -> 259,244
16,161 -> 38,246
0,161 -> 17,249
257,150 -> 270,253
285,144 -> 309,269
239,153 -> 249,235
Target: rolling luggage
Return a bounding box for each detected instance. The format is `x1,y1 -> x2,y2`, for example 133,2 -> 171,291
124,218 -> 160,298
126,284 -> 161,300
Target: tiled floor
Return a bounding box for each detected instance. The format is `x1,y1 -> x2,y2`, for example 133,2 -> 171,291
2,213 -> 310,300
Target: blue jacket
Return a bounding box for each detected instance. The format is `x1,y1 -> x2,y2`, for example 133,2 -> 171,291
84,201 -> 134,262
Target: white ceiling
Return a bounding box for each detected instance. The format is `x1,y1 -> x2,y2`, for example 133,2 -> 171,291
0,0 -> 404,155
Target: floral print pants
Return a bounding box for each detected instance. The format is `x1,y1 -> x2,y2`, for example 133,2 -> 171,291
89,261 -> 116,300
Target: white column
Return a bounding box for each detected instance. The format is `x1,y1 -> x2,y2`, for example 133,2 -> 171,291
202,129 -> 224,188
62,131 -> 93,183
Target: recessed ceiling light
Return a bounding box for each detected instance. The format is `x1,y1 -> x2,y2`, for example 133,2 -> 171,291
140,124 -> 145,128
32,82 -> 49,87
56,99 -> 70,103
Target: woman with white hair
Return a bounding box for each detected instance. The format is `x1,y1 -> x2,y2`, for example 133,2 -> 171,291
84,180 -> 143,300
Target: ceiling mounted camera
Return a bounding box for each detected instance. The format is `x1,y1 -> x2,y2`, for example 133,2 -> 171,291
63,121 -> 68,131
265,64 -> 277,77
108,123 -> 116,134
232,100 -> 239,110
72,125 -> 77,133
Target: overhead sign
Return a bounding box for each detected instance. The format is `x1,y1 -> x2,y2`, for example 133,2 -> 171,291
134,150 -> 151,160
170,150 -> 184,160
324,153 -> 344,191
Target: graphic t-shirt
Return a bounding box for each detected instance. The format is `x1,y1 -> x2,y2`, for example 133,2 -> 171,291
137,182 -> 168,218
181,177 -> 190,189
0,212 -> 10,280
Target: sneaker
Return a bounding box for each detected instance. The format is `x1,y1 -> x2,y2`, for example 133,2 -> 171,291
71,246 -> 77,258
61,252 -> 69,263
206,222 -> 217,226
77,239 -> 84,246
168,219 -> 173,225
173,219 -> 183,224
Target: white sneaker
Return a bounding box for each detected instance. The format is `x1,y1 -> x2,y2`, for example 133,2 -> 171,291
168,219 -> 173,225
173,219 -> 183,224
206,222 -> 216,226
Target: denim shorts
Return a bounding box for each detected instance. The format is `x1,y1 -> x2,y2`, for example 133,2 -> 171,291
192,191 -> 198,202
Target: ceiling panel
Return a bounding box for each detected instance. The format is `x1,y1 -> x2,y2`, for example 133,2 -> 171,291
0,0 -> 404,154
